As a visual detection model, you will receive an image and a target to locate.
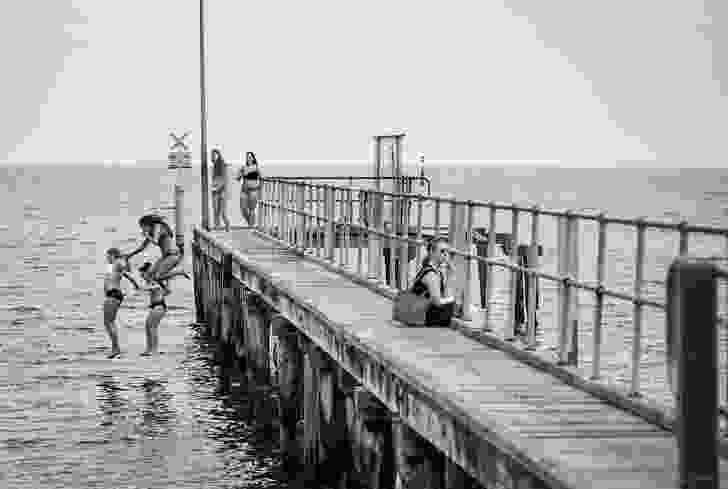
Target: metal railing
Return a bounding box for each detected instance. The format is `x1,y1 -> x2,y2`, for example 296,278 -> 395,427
255,177 -> 728,408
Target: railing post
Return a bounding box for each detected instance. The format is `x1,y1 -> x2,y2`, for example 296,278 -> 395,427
376,191 -> 385,284
415,194 -> 424,269
506,208 -> 519,340
345,188 -> 353,270
630,218 -> 646,397
667,259 -> 718,489
483,204 -> 497,332
303,184 -> 315,253
525,206 -> 540,349
278,181 -> 285,240
326,185 -> 336,262
297,182 -> 306,253
356,190 -> 364,276
679,220 -> 689,255
388,193 -> 398,288
558,211 -> 578,365
591,213 -> 607,379
398,193 -> 409,291
266,180 -> 273,235
366,190 -> 376,280
316,185 -> 323,258
461,201 -> 475,321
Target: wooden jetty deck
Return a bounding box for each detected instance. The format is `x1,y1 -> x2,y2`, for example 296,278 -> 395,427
201,227 -> 728,489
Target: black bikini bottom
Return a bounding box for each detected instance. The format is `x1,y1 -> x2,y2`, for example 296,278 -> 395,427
149,300 -> 167,311
105,289 -> 124,302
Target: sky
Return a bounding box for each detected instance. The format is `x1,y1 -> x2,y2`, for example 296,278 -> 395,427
0,1 -> 726,167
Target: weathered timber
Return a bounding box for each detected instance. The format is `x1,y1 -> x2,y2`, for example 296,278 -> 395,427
194,228 -> 728,489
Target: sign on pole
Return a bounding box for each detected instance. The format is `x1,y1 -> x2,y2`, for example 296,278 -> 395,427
168,132 -> 192,169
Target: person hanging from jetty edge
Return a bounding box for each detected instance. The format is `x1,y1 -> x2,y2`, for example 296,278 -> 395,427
138,262 -> 166,356
210,148 -> 231,232
409,237 -> 457,327
236,151 -> 262,227
124,214 -> 190,295
103,247 -> 140,358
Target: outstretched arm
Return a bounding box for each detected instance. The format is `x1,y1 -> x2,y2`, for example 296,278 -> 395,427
124,238 -> 150,260
122,272 -> 140,290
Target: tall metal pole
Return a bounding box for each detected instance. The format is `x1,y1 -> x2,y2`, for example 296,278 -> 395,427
199,0 -> 210,230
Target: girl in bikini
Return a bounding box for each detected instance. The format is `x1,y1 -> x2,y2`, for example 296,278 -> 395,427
138,262 -> 166,356
125,214 -> 189,294
103,247 -> 140,358
236,151 -> 262,226
211,149 -> 231,232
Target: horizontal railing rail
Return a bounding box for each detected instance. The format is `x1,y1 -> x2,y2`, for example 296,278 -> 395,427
263,175 -> 433,196
254,177 -> 728,421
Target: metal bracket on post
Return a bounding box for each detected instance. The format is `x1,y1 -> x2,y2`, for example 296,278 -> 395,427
667,258 -> 718,489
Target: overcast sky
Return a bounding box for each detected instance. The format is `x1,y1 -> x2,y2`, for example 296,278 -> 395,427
1,1 -> 725,166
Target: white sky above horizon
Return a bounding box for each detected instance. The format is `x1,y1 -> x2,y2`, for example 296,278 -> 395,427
1,1 -> 726,167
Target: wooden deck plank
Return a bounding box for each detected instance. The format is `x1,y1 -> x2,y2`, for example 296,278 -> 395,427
214,230 -> 728,488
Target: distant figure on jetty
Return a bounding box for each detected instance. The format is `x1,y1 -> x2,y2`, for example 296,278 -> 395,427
103,247 -> 139,358
410,237 -> 457,327
125,214 -> 190,294
236,151 -> 261,226
210,149 -> 231,232
138,262 -> 166,356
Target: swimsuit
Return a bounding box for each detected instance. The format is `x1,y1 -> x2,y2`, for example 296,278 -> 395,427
149,299 -> 167,311
105,288 -> 124,302
243,169 -> 259,180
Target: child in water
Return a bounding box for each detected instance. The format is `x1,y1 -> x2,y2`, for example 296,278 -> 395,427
138,262 -> 167,356
103,248 -> 140,358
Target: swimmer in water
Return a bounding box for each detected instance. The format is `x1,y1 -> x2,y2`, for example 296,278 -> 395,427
103,247 -> 140,358
138,262 -> 166,356
125,214 -> 190,294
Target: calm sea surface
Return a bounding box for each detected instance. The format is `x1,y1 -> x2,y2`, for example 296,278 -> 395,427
2,163 -> 728,487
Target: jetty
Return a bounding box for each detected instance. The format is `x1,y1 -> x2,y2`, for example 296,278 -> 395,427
186,142 -> 728,489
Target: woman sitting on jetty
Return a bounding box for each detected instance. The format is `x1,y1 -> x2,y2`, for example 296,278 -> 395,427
410,237 -> 457,327
210,149 -> 231,232
236,151 -> 261,226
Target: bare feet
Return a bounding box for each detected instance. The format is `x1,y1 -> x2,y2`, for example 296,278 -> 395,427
140,351 -> 152,357
107,350 -> 122,359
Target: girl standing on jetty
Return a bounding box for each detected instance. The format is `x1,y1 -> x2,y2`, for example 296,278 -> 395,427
211,149 -> 231,232
236,151 -> 262,227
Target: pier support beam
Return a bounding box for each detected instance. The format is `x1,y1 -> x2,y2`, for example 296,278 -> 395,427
270,315 -> 302,469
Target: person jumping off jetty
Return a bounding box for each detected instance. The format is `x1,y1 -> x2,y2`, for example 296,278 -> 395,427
103,247 -> 140,358
124,214 -> 190,294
